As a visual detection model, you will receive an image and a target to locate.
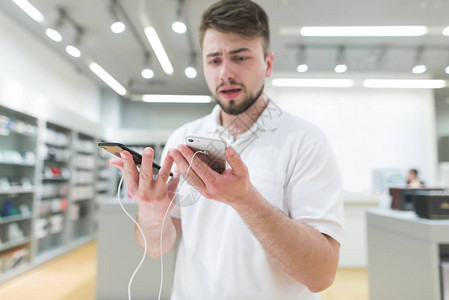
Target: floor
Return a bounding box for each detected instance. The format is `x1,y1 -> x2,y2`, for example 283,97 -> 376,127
0,241 -> 369,300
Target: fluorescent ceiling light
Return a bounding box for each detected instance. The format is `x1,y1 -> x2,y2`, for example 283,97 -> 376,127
11,0 -> 44,23
89,63 -> 127,96
45,28 -> 62,42
144,26 -> 174,75
300,26 -> 428,37
271,78 -> 354,88
141,95 -> 212,103
363,79 -> 446,89
443,26 -> 449,36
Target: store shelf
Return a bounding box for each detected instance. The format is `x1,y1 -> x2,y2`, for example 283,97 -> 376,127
0,105 -> 101,284
0,188 -> 35,195
0,237 -> 31,252
0,215 -> 31,225
0,161 -> 35,167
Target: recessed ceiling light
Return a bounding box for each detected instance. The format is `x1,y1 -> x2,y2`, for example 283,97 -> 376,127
184,67 -> 197,79
141,68 -> 154,79
296,64 -> 309,73
66,45 -> 81,58
45,28 -> 62,42
172,21 -> 187,34
111,21 -> 125,34
443,26 -> 449,36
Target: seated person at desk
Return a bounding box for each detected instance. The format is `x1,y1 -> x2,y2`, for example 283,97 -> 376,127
406,169 -> 424,189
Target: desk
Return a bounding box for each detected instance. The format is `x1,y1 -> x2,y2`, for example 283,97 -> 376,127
367,209 -> 449,300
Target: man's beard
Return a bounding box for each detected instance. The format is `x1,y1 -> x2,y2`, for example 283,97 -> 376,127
215,84 -> 265,116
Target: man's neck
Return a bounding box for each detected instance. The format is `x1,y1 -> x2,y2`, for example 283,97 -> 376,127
220,96 -> 269,140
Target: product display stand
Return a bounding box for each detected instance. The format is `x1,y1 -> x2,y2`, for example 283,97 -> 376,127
0,104 -> 111,284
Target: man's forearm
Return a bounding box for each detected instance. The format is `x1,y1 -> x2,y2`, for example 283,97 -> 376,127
231,189 -> 340,293
135,213 -> 178,258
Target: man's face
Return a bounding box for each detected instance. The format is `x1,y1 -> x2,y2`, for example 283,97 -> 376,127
202,29 -> 273,115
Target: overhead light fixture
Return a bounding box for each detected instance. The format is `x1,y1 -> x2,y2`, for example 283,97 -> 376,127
184,52 -> 198,79
172,0 -> 187,34
172,21 -> 187,34
65,26 -> 83,58
184,67 -> 197,79
66,45 -> 81,57
412,46 -> 427,74
45,28 -> 62,42
141,95 -> 212,103
45,7 -> 65,42
111,21 -> 126,34
296,45 -> 309,73
109,0 -> 125,34
141,68 -> 154,79
141,52 -> 155,79
271,78 -> 355,88
363,79 -> 446,89
334,46 -> 348,73
10,0 -> 44,23
443,26 -> 449,36
300,26 -> 428,37
144,26 -> 174,75
89,62 -> 127,96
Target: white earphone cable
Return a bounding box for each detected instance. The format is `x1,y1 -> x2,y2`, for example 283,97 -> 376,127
117,150 -> 204,300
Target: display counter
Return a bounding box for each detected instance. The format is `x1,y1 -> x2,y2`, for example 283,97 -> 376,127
367,208 -> 449,300
96,200 -> 177,300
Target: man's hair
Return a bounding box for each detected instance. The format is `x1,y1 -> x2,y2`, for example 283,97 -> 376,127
410,169 -> 418,176
199,0 -> 270,56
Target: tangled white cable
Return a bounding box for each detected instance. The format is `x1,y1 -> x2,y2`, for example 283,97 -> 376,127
117,150 -> 205,300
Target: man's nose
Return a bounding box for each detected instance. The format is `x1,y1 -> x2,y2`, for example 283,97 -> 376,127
219,59 -> 236,82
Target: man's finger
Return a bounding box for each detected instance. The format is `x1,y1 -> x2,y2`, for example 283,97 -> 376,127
154,152 -> 176,195
177,144 -> 218,185
120,151 -> 139,194
225,146 -> 246,175
171,148 -> 205,190
138,147 -> 155,193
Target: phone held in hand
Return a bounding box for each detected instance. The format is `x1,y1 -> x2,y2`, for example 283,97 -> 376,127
185,135 -> 227,174
98,142 -> 172,176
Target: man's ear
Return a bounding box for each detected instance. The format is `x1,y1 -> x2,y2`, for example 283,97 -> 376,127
265,52 -> 274,78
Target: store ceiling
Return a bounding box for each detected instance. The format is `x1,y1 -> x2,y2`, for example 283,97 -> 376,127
1,0 -> 449,99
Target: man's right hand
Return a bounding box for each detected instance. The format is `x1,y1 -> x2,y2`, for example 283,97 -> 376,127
108,147 -> 181,257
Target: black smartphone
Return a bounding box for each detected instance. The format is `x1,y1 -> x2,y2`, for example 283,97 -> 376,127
98,142 -> 172,176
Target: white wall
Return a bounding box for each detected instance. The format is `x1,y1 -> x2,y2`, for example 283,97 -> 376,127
0,9 -> 101,123
266,74 -> 438,194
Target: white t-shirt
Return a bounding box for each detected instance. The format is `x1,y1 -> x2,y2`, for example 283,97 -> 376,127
162,100 -> 344,300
